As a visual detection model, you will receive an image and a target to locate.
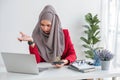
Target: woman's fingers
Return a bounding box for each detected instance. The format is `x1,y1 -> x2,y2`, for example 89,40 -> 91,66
18,32 -> 28,41
18,32 -> 33,42
54,64 -> 64,68
18,37 -> 22,42
19,32 -> 26,37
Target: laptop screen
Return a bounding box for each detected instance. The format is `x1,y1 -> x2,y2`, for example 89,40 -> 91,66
1,52 -> 39,74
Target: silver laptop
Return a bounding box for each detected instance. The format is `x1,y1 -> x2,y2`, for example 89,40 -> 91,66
1,52 -> 41,74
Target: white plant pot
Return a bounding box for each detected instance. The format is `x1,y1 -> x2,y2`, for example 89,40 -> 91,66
101,61 -> 110,70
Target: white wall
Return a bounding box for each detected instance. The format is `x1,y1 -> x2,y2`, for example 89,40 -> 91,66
0,0 -> 101,66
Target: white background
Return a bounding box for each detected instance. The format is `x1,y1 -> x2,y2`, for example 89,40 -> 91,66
0,0 -> 101,66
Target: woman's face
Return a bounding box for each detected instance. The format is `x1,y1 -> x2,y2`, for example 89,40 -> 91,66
40,20 -> 52,34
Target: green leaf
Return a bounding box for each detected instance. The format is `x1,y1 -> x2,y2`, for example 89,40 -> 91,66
92,36 -> 100,44
86,55 -> 94,59
85,13 -> 93,25
80,37 -> 89,44
84,50 -> 93,54
93,15 -> 100,25
84,50 -> 94,59
88,30 -> 93,42
82,44 -> 92,49
94,31 -> 100,37
84,30 -> 89,34
83,25 -> 89,29
94,47 -> 103,50
91,25 -> 99,33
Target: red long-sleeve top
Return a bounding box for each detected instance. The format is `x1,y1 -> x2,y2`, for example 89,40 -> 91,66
29,29 -> 76,64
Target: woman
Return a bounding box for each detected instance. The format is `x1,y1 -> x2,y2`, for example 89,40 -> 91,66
18,5 -> 76,68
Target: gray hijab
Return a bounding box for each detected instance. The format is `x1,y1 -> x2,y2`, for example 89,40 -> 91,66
32,5 -> 65,62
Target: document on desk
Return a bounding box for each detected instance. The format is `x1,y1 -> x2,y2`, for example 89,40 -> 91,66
37,62 -> 53,72
68,62 -> 95,73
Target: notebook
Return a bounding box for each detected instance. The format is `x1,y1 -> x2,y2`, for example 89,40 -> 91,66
68,60 -> 95,73
1,52 -> 50,75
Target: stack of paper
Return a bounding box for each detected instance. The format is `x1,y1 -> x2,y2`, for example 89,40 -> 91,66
68,61 -> 95,73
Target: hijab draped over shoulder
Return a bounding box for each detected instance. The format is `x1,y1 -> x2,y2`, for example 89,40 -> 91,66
32,5 -> 65,62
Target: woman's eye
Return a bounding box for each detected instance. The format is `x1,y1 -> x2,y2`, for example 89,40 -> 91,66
41,24 -> 44,26
47,25 -> 51,27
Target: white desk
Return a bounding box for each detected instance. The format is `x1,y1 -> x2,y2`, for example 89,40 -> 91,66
0,64 -> 120,80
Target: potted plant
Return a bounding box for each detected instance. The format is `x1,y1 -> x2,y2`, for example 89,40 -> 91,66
96,49 -> 114,70
80,13 -> 101,60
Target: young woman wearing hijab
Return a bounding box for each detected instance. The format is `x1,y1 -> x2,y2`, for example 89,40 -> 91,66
18,5 -> 76,68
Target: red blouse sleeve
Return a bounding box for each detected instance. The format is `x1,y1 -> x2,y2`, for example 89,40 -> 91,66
29,45 -> 45,63
62,29 -> 77,64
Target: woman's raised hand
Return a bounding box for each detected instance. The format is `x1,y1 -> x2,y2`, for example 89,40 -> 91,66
18,32 -> 33,42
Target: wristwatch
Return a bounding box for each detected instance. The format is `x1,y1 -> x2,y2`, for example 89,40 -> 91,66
28,41 -> 34,45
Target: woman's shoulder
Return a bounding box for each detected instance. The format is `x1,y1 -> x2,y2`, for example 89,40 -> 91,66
63,29 -> 69,34
63,29 -> 70,38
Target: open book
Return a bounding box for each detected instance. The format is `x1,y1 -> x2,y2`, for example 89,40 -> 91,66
68,61 -> 95,73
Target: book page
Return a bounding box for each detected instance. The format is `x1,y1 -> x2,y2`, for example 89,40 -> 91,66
71,62 -> 95,70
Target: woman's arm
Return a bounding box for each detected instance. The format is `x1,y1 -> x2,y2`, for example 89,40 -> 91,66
62,29 -> 77,64
29,45 -> 45,63
18,32 -> 44,63
54,30 -> 76,68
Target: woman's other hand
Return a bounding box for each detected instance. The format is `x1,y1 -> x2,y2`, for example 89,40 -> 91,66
18,32 -> 33,42
53,63 -> 65,68
53,60 -> 69,68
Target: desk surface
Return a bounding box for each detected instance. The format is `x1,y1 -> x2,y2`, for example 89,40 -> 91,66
0,63 -> 120,80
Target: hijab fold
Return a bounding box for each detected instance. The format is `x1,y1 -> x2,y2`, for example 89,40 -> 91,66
32,5 -> 65,62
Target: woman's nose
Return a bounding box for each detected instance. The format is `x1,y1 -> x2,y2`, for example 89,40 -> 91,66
44,26 -> 48,31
